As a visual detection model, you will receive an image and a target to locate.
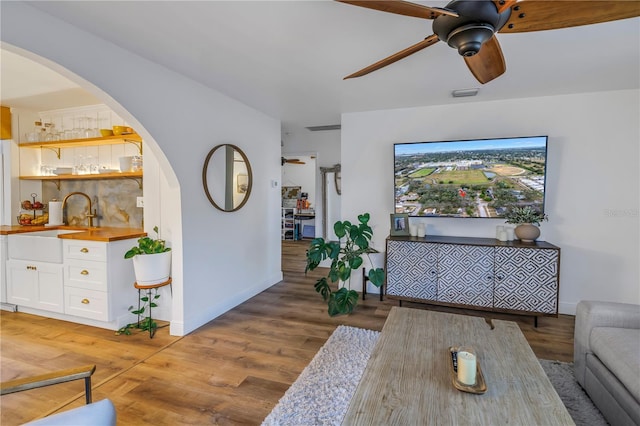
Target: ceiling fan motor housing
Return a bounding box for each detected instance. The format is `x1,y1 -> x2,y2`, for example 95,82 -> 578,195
433,0 -> 511,56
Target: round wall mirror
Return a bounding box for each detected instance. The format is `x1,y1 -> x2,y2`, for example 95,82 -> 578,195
202,144 -> 252,212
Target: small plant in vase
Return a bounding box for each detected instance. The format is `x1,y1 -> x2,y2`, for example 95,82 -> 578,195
504,206 -> 548,242
306,213 -> 385,316
125,226 -> 172,285
117,226 -> 171,336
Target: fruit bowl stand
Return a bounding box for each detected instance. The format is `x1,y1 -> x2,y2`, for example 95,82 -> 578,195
17,192 -> 48,226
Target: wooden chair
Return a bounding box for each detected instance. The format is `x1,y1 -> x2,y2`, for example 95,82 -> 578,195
2,364 -> 96,403
1,365 -> 116,425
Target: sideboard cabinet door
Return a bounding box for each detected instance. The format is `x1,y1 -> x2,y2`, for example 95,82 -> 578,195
386,240 -> 438,301
493,247 -> 559,314
437,244 -> 494,308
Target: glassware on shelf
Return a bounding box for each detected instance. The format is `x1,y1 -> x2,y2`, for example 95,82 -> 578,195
84,117 -> 97,138
87,155 -> 99,174
73,154 -> 88,175
72,116 -> 85,139
132,155 -> 143,172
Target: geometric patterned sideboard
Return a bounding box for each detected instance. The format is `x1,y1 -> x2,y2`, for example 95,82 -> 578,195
385,235 -> 560,318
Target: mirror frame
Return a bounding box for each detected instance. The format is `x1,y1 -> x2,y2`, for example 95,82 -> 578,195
202,143 -> 253,212
320,164 -> 341,238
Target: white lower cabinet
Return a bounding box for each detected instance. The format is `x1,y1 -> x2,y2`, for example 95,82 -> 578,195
5,236 -> 138,329
6,260 -> 64,313
65,287 -> 109,321
62,239 -> 138,325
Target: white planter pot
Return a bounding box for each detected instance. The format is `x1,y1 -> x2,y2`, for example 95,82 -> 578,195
132,251 -> 172,285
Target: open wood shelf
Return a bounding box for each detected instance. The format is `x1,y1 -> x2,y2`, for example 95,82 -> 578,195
20,171 -> 143,190
19,134 -> 142,155
20,171 -> 142,180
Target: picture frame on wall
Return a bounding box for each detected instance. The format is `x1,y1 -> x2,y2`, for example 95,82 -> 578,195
390,213 -> 410,236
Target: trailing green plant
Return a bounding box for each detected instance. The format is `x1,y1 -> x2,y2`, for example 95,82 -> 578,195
306,213 -> 385,317
115,289 -> 161,336
504,206 -> 548,226
124,226 -> 171,259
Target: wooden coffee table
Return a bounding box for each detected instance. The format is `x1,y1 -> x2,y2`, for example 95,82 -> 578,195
343,307 -> 574,425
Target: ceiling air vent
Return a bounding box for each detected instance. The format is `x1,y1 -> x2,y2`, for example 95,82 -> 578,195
452,88 -> 479,98
305,124 -> 341,131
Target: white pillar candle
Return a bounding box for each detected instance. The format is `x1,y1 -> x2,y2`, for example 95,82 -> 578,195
417,223 -> 426,238
506,226 -> 515,241
457,350 -> 477,385
409,224 -> 418,237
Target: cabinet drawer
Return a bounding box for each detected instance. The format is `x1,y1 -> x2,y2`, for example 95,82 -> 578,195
63,241 -> 107,261
65,287 -> 109,321
65,259 -> 108,292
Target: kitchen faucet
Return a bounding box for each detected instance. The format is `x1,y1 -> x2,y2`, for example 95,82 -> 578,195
62,192 -> 97,227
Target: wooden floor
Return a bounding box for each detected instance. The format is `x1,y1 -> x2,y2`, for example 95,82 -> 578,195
0,240 -> 575,425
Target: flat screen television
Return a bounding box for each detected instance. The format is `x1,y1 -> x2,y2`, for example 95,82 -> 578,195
394,135 -> 548,218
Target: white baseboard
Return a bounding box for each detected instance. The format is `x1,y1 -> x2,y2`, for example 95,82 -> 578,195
558,302 -> 577,316
178,271 -> 283,336
1,303 -> 17,312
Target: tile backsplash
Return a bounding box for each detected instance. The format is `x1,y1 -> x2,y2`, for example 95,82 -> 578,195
43,179 -> 143,228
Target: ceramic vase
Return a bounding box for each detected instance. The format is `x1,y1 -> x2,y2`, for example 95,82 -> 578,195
132,251 -> 172,285
514,223 -> 540,243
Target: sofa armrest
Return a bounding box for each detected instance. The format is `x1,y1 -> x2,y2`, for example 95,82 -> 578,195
24,399 -> 116,426
574,300 -> 640,385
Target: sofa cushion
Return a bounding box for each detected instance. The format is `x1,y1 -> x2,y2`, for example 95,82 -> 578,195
590,327 -> 640,401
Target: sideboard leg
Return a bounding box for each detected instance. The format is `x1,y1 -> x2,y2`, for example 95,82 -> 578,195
362,267 -> 367,300
534,316 -> 538,328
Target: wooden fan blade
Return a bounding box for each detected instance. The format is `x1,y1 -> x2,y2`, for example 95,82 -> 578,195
492,0 -> 517,14
464,35 -> 506,84
344,34 -> 440,79
336,0 -> 458,19
499,0 -> 640,33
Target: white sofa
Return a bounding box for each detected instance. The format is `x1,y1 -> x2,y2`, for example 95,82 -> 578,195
574,300 -> 640,426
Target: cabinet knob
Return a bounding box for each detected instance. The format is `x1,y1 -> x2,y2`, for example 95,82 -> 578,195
80,248 -> 89,253
81,298 -> 90,304
80,270 -> 89,275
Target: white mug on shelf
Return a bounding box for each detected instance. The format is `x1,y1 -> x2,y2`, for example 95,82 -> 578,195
119,156 -> 134,172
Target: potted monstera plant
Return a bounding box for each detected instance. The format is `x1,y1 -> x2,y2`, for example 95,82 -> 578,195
504,206 -> 548,242
306,213 -> 385,316
125,226 -> 172,285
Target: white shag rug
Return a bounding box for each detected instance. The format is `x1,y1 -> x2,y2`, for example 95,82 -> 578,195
261,325 -> 380,426
538,359 -> 608,426
262,326 -> 607,426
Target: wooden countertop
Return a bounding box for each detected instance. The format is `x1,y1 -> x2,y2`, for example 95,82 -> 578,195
0,225 -> 145,242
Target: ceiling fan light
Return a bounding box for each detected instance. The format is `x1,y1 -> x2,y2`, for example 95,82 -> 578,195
446,23 -> 495,56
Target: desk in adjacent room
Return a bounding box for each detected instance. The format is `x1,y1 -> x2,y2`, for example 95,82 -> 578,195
293,213 -> 315,240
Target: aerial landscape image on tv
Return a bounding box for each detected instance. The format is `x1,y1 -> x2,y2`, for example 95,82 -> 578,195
394,136 -> 547,218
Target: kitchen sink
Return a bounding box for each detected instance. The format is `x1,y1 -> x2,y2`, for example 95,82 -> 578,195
8,230 -> 83,263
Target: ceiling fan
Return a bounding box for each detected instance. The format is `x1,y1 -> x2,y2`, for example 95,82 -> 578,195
282,157 -> 306,165
338,0 -> 640,84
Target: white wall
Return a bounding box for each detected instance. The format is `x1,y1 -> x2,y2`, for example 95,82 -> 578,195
2,2 -> 283,335
342,90 -> 640,314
